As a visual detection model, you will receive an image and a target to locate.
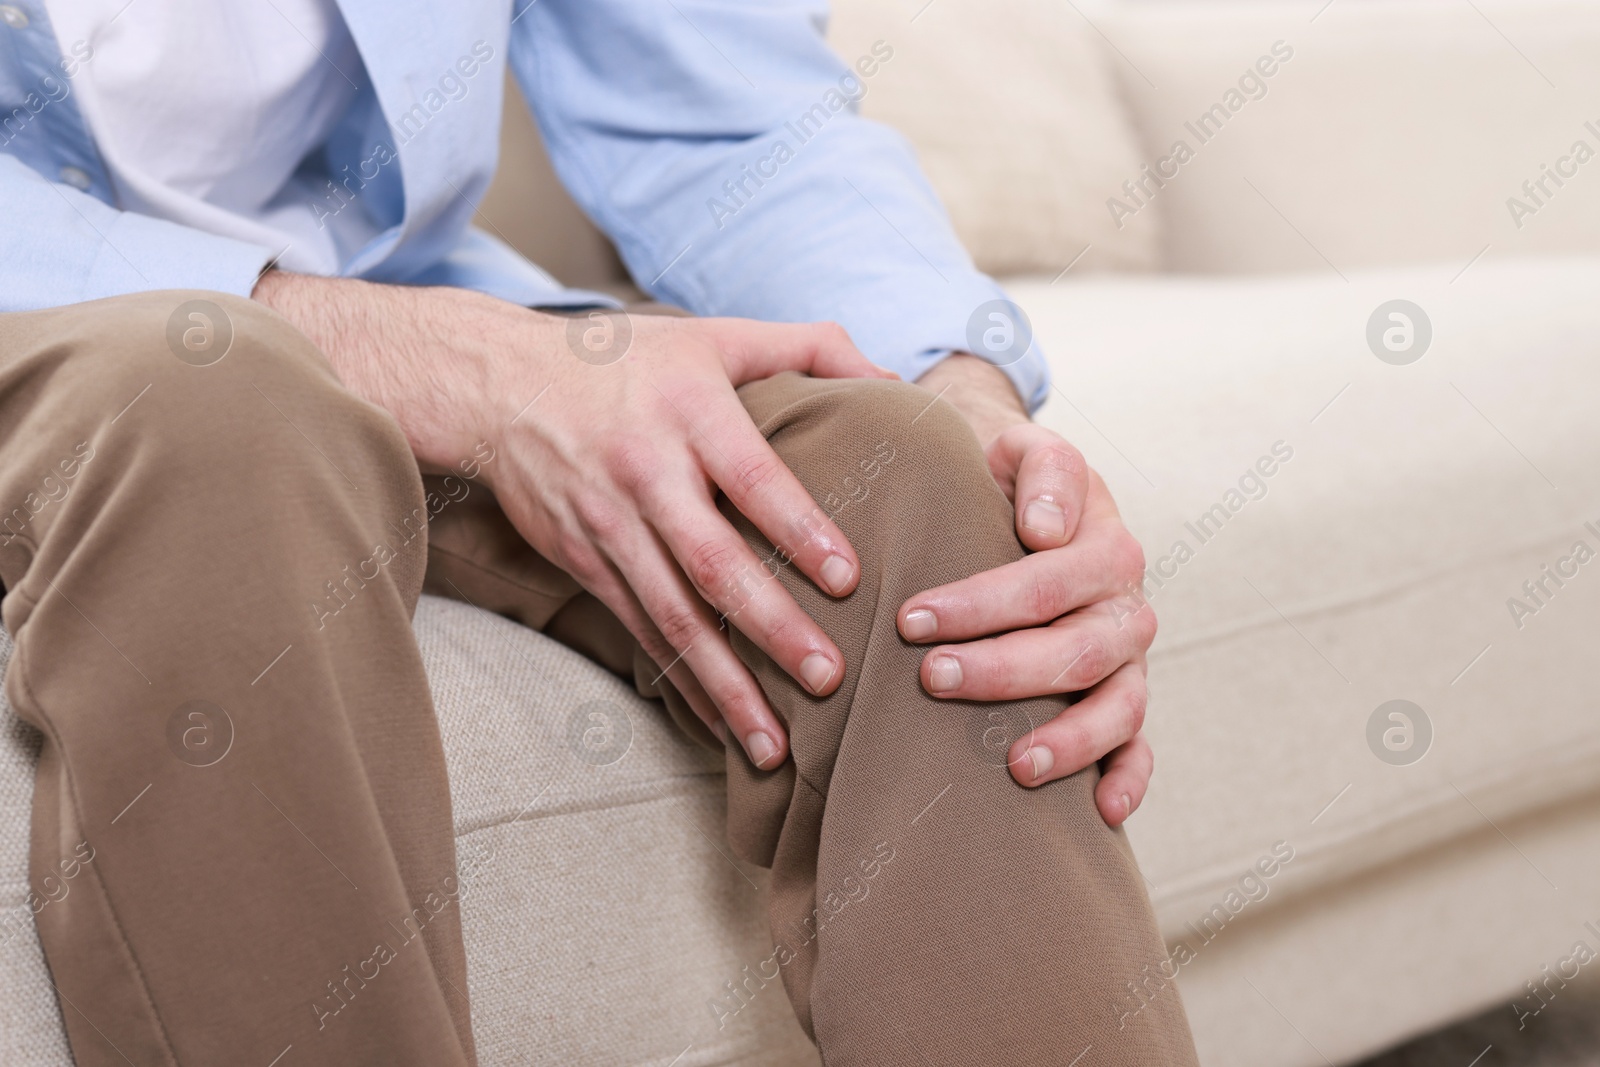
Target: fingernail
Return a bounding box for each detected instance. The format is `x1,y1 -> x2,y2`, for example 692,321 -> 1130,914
1023,499 -> 1066,539
927,654 -> 962,693
820,554 -> 854,595
1121,793 -> 1132,818
747,731 -> 778,768
1026,746 -> 1054,782
800,653 -> 836,694
902,608 -> 937,641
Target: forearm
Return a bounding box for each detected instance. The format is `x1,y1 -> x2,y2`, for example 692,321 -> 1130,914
250,270 -> 546,477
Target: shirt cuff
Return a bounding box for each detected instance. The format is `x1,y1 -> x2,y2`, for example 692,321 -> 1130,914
82,210 -> 276,303
820,277 -> 1052,415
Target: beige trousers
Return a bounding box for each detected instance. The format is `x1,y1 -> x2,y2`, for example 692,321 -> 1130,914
0,291 -> 1196,1066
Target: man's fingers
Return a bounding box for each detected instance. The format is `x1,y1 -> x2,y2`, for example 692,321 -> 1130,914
672,388 -> 864,602
917,605 -> 1153,701
1095,732 -> 1154,827
702,318 -> 895,384
1007,663 -> 1149,789
609,528 -> 791,769
642,479 -> 846,699
898,528 -> 1148,644
576,559 -> 729,737
986,425 -> 1089,551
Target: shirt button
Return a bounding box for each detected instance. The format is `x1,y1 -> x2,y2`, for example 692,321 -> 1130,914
0,6 -> 28,29
59,165 -> 92,191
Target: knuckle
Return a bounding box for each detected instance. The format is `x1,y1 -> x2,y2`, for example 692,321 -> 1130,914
637,631 -> 677,668
757,608 -> 803,651
1133,603 -> 1159,647
816,320 -> 851,345
1054,720 -> 1094,766
574,498 -> 625,544
653,602 -> 705,652
712,686 -> 763,729
1123,683 -> 1149,735
1115,536 -> 1147,583
730,449 -> 785,498
684,538 -> 742,599
1022,570 -> 1071,621
1071,637 -> 1109,685
553,530 -> 596,573
1037,441 -> 1086,483
604,436 -> 662,491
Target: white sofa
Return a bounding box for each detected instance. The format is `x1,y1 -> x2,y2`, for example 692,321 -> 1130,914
5,2 -> 1600,1065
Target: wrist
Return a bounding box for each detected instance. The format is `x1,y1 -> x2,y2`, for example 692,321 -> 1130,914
916,353 -> 1030,448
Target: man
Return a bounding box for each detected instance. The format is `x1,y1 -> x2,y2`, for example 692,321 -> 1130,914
0,1 -> 1196,1064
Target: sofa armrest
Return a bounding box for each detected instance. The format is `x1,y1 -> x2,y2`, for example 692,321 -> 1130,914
1100,0 -> 1600,273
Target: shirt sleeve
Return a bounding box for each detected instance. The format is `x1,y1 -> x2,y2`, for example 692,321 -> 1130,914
505,0 -> 1050,411
0,154 -> 275,313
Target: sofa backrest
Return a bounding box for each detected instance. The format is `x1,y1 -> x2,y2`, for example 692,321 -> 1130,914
1103,0 -> 1600,274
479,0 -> 1600,288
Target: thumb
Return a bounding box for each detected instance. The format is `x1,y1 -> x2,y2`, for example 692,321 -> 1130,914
708,319 -> 898,385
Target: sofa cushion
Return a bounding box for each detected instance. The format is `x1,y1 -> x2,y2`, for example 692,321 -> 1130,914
0,601 -> 819,1067
1010,255 -> 1600,935
0,626 -> 69,1067
827,0 -> 1161,276
1101,0 -> 1600,273
417,597 -> 818,1067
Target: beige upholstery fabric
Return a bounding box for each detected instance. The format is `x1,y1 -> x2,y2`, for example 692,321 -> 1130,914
1101,0 -> 1600,274
1015,256 -> 1600,1064
0,626 -> 70,1067
826,0 -> 1162,276
418,597 -> 818,1067
0,603 -> 820,1067
1173,797 -> 1600,1067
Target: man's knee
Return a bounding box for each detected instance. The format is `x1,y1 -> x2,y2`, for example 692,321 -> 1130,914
748,375 -> 977,451
742,376 -> 1002,551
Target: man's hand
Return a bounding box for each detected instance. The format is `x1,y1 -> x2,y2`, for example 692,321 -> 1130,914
253,272 -> 895,770
907,355 -> 1156,826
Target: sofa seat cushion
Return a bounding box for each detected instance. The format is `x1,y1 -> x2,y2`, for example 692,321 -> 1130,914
0,600 -> 819,1067
1009,256 -> 1600,934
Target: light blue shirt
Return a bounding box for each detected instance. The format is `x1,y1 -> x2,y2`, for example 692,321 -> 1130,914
0,0 -> 1048,409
